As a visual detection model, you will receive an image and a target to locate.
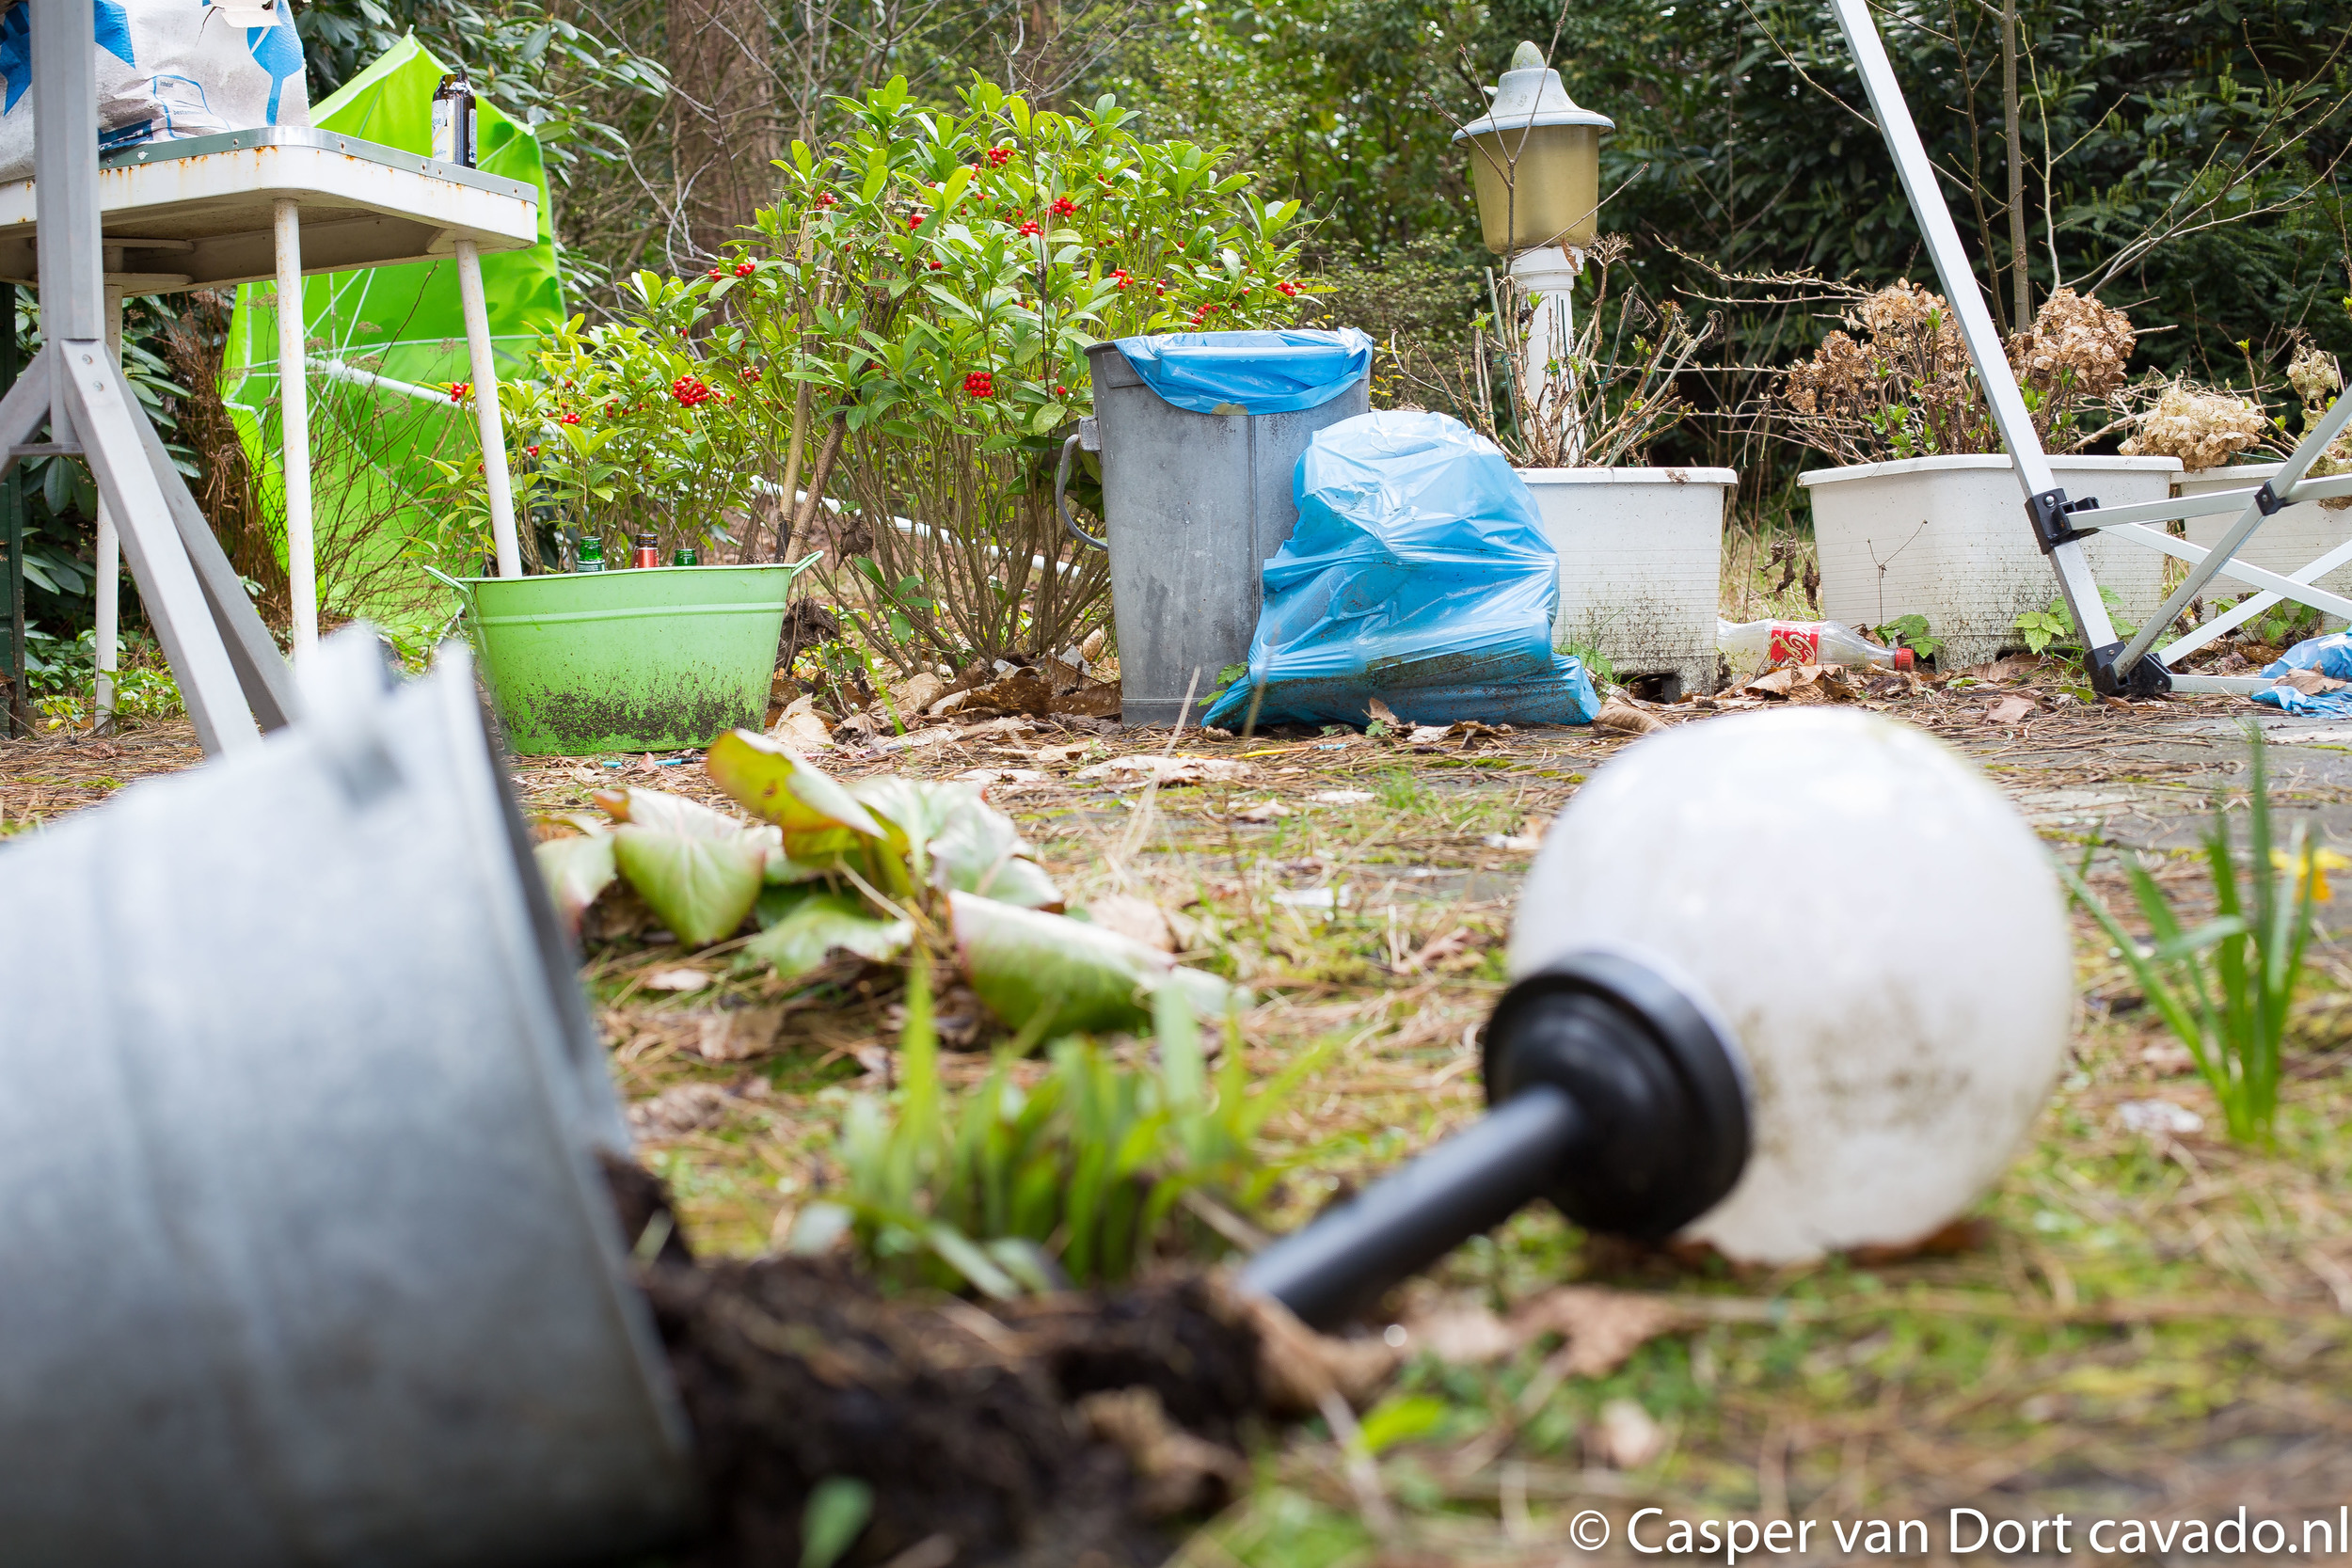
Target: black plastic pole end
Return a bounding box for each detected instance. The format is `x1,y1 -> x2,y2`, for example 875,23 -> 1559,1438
1482,952 -> 1750,1240
2087,641 -> 2173,700
1240,951 -> 1751,1329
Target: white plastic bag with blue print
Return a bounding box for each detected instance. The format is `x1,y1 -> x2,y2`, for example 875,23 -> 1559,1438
0,0 -> 310,183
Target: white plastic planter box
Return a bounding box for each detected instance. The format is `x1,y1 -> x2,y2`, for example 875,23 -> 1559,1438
2179,462 -> 2352,628
1802,453 -> 2182,672
1520,466 -> 1737,698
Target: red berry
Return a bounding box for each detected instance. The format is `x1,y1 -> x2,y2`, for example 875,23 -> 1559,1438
961,371 -> 994,398
447,381 -> 469,402
735,261 -> 756,277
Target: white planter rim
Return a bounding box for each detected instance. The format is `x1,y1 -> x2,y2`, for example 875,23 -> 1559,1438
1516,466 -> 1738,485
1797,452 -> 2183,487
2175,460 -> 2282,494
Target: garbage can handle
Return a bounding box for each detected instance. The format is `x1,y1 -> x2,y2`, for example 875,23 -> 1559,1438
1057,432 -> 1107,550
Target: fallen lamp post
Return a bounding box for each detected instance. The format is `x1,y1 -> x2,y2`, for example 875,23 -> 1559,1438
1246,708 -> 2076,1328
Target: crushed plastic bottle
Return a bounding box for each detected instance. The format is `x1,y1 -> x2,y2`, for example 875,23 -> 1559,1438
1718,617 -> 1912,672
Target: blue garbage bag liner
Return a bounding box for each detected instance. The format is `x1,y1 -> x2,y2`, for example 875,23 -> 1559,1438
1115,328 -> 1375,416
1202,410 -> 1602,730
2252,631 -> 2352,718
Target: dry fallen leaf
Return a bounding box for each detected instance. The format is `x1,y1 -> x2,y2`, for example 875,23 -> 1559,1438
1740,663 -> 1857,705
1595,698 -> 1664,736
1232,799 -> 1294,823
1509,1286 -> 1693,1378
1367,697 -> 1402,728
766,696 -> 834,752
2279,668 -> 2348,696
1401,1300 -> 1519,1365
1077,1387 -> 1248,1518
1213,1274 -> 1398,1414
1074,753 -> 1252,786
1312,789 -> 1375,805
893,673 -> 946,714
952,766 -> 1049,786
1051,681 -> 1124,718
1589,1398 -> 1667,1470
628,1082 -> 732,1137
1405,1285 -> 1690,1379
956,671 -> 1057,717
642,967 -> 714,992
1985,693 -> 2040,725
1086,892 -> 1178,953
694,1005 -> 785,1062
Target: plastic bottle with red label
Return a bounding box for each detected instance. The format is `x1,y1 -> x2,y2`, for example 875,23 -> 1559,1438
1717,617 -> 1912,672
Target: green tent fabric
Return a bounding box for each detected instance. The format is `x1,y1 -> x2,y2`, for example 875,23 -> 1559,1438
222,35 -> 562,642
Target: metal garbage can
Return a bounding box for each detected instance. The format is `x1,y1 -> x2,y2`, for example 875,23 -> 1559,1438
1057,330 -> 1372,728
0,629 -> 696,1567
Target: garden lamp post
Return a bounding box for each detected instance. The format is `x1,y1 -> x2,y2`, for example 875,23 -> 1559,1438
1453,42 -> 1613,463
1245,709 -> 2074,1329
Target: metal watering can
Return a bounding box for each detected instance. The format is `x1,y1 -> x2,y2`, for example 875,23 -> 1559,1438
1056,331 -> 1373,727
0,630 -> 695,1566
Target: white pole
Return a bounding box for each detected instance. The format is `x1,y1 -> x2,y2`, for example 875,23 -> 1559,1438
92,283 -> 120,728
1510,245 -> 1583,466
272,198 -> 318,654
453,238 -> 520,577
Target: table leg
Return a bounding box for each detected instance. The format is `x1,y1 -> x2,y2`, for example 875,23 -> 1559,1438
453,237 -> 520,578
93,283 -> 121,729
274,198 -> 317,653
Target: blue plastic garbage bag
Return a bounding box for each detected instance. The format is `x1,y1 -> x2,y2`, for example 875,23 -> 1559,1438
1202,410 -> 1601,730
2252,632 -> 2352,718
1115,328 -> 1375,416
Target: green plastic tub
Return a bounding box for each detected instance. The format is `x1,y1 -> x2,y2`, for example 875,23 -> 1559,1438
432,560 -> 814,755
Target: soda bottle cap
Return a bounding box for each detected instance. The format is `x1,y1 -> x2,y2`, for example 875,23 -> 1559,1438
1894,648 -> 1914,672
633,532 -> 658,546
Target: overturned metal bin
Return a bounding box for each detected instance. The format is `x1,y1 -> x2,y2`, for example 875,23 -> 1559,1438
1057,330 -> 1372,727
0,630 -> 696,1567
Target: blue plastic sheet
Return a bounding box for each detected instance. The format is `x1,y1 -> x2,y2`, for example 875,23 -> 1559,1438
1115,328 -> 1375,416
2252,632 -> 2352,718
1202,410 -> 1602,730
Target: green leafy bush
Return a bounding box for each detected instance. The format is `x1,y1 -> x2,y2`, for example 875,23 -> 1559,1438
725,76 -> 1312,671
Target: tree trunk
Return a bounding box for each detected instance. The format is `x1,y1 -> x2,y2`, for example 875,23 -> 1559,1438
671,0 -> 778,261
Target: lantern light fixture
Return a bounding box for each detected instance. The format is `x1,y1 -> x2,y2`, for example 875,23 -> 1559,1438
1453,40 -> 1613,256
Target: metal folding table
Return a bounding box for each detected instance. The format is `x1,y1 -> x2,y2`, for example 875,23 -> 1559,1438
0,117 -> 537,737
1829,0 -> 2352,698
